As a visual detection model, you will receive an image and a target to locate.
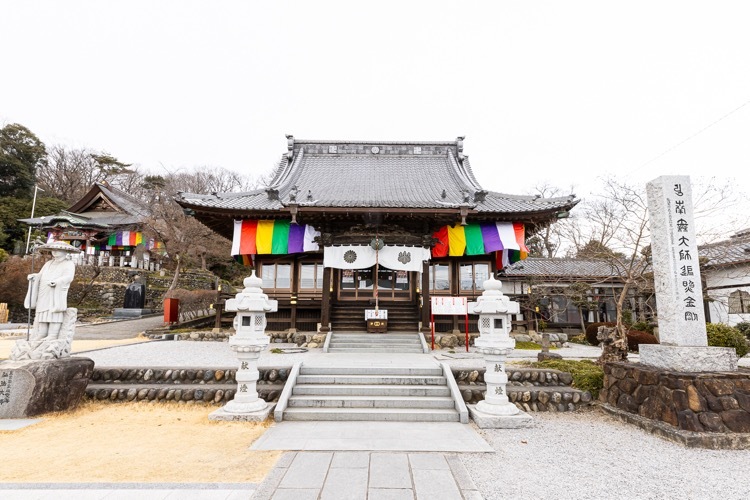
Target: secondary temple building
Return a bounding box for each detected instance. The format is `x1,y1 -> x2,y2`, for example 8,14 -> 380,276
175,136 -> 578,334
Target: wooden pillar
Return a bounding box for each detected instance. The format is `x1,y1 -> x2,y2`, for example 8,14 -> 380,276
421,261 -> 431,333
290,258 -> 298,332
319,266 -> 332,332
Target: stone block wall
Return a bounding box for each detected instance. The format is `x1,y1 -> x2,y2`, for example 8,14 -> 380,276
601,362 -> 750,433
454,367 -> 592,412
85,366 -> 290,404
70,266 -> 220,313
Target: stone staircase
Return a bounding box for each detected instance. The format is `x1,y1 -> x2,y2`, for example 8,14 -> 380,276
330,302 -> 419,332
326,332 -> 426,353
279,365 -> 466,422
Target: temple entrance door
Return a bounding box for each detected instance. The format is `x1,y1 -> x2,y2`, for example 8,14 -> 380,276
337,267 -> 412,301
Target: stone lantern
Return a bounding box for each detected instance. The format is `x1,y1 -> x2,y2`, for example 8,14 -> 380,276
467,275 -> 532,428
209,271 -> 277,421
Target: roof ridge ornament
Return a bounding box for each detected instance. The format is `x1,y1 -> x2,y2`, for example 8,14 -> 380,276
457,136 -> 465,160
286,134 -> 294,156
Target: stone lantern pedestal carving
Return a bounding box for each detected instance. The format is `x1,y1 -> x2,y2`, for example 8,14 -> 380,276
468,276 -> 532,428
209,271 -> 277,422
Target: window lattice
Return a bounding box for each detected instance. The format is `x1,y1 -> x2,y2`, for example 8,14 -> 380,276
728,290 -> 750,314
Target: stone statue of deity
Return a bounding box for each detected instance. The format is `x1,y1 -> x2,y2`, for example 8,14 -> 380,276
123,276 -> 146,309
12,241 -> 80,360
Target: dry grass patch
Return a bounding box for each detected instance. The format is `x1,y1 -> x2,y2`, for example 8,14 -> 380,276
0,401 -> 281,483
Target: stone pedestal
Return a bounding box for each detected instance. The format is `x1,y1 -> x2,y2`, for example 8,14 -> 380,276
639,345 -> 738,373
209,271 -> 277,422
113,308 -> 154,318
0,357 -> 94,418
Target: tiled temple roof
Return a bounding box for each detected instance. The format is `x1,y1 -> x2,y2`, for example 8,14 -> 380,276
700,230 -> 750,268
176,137 -> 578,216
501,258 -> 621,278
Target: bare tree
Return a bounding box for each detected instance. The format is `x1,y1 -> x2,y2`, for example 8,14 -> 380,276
37,145 -> 137,204
561,175 -> 745,360
526,181 -> 576,258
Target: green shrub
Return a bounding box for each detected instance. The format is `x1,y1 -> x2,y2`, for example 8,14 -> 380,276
532,359 -> 604,399
515,341 -> 558,351
621,309 -> 633,327
735,322 -> 750,341
567,334 -> 590,345
630,321 -> 654,334
706,323 -> 749,358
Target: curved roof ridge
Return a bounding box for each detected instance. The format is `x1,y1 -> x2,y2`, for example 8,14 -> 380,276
267,153 -> 292,187
269,148 -> 304,192
294,139 -> 457,146
445,150 -> 480,200
459,156 -> 484,191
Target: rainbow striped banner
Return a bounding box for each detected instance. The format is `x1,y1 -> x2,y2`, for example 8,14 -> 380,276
432,222 -> 528,268
231,220 -> 320,257
107,231 -> 144,247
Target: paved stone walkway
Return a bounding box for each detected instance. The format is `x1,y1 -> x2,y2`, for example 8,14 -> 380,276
252,451 -> 482,500
74,314 -> 166,340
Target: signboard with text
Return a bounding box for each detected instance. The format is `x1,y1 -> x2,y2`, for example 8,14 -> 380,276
431,297 -> 468,315
646,175 -> 707,346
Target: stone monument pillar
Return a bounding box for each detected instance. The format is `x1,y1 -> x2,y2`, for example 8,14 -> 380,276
113,275 -> 153,318
209,271 -> 278,421
1,241 -> 94,419
467,276 -> 532,428
642,175 -> 737,372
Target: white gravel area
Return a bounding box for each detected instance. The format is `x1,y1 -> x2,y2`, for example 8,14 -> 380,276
462,408 -> 750,500
74,340 -> 749,371
73,340 -> 313,367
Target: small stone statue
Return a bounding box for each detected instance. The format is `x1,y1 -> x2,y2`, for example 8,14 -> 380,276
123,276 -> 146,309
13,241 -> 80,360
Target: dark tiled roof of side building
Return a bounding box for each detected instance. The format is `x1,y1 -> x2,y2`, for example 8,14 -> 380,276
500,258 -> 621,278
700,230 -> 750,267
176,137 -> 579,215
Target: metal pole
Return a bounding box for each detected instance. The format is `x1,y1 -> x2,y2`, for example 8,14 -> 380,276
25,185 -> 44,255
26,250 -> 35,341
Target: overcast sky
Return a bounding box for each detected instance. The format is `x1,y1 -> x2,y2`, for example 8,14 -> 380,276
2,1 -> 748,233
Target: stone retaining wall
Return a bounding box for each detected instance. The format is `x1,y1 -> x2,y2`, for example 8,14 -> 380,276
601,362 -> 750,433
84,365 -> 592,412
454,367 -> 592,412
85,366 -> 290,404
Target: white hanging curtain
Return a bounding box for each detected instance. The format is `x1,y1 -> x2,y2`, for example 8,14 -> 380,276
323,245 -> 377,270
323,245 -> 431,271
377,245 -> 431,272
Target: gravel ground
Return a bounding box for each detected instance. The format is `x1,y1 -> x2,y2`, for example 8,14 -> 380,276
72,339 -> 607,369
72,340 -> 750,500
462,408 -> 750,500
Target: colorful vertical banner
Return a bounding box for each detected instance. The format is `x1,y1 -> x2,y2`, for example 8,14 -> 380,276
231,220 -> 320,257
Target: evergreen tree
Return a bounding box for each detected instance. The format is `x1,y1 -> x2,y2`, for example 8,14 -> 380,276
0,123 -> 47,198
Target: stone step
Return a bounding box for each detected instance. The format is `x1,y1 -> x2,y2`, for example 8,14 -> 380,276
296,374 -> 447,385
331,333 -> 419,342
331,333 -> 421,339
292,383 -> 451,397
300,366 -> 442,376
329,337 -> 422,344
282,407 -> 460,422
327,347 -> 425,353
329,342 -> 422,349
287,395 -> 456,409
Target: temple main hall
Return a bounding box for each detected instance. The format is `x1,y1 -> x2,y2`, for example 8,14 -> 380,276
175,136 -> 578,334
